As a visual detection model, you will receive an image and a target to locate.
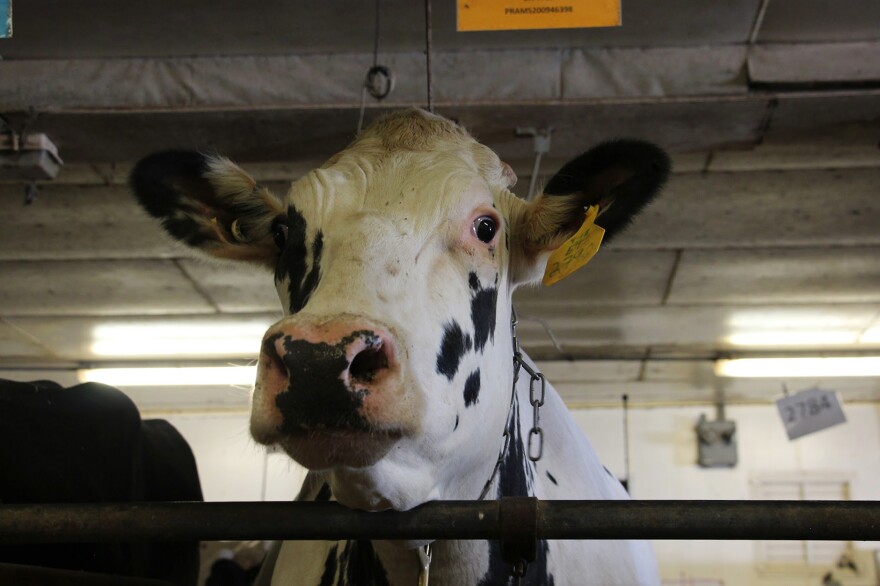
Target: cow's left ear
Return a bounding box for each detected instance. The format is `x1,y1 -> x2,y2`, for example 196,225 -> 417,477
510,139 -> 670,285
130,151 -> 285,267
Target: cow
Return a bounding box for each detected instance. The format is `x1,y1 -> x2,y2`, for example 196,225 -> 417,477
130,108 -> 669,585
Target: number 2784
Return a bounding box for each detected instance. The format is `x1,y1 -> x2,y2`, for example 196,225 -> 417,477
784,395 -> 834,423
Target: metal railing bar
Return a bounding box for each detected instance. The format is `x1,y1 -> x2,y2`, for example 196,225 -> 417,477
0,499 -> 877,544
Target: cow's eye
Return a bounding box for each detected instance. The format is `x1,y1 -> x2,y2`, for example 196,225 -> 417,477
472,216 -> 497,243
273,223 -> 289,250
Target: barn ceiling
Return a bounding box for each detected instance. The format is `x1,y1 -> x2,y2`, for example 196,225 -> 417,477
1,0 -> 879,408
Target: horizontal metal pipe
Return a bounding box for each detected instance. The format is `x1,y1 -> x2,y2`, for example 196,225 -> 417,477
541,500 -> 880,541
0,500 -> 877,544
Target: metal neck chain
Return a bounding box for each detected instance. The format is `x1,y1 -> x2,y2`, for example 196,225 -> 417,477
476,307 -> 545,501
515,308 -> 546,464
419,309 -> 545,585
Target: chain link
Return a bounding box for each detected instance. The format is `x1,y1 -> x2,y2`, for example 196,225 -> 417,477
511,307 -> 545,463
470,308 -> 546,585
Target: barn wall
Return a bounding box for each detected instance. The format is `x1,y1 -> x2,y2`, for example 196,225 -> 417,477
572,404 -> 880,586
158,412 -> 307,503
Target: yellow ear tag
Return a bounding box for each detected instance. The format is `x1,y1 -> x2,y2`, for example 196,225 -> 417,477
542,205 -> 605,286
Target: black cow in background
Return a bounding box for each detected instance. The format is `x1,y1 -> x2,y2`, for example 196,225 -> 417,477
0,378 -> 203,586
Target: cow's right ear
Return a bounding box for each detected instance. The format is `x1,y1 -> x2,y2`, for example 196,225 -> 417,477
130,151 -> 285,267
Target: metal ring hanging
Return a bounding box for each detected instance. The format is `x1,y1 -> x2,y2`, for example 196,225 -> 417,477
365,65 -> 395,100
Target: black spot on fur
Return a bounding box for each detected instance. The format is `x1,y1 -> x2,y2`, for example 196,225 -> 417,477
497,398 -> 533,498
471,287 -> 498,352
479,540 -> 555,586
319,544 -> 338,586
315,483 -> 332,502
297,231 -> 323,310
273,330 -> 379,433
546,471 -> 558,485
468,272 -> 480,291
320,540 -> 389,586
436,321 -> 468,381
463,369 -> 481,407
279,207 -> 323,314
477,399 -> 553,585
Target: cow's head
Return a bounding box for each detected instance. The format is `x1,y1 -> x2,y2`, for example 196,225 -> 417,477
131,109 -> 668,510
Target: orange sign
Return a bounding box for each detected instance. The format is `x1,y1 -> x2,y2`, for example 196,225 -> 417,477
457,0 -> 620,32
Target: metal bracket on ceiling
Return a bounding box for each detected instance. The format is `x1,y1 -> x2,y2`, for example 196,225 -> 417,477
515,126 -> 553,201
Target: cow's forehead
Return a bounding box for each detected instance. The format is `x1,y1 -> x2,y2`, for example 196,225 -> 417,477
302,110 -> 509,206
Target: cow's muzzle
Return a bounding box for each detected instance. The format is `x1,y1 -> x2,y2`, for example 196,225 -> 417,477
251,315 -> 405,468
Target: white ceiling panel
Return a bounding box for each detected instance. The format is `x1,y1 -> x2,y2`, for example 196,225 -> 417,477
0,321 -> 56,360
516,304 -> 880,355
0,260 -> 215,316
668,247 -> 880,305
767,94 -> 880,140
709,142 -> 880,172
536,360 -> 643,384
643,360 -> 717,383
558,377 -> 880,407
0,184 -> 176,260
561,46 -> 748,99
513,251 -> 677,308
758,0 -> 880,43
615,168 -> 880,250
179,260 -> 282,314
748,42 -> 880,85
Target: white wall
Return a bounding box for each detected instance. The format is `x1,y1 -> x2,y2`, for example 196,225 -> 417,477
573,403 -> 880,586
159,411 -> 307,503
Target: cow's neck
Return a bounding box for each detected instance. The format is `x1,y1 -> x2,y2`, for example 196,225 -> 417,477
321,393 -> 545,586
307,311 -> 549,584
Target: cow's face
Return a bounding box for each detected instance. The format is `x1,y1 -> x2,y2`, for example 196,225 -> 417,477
131,109 -> 668,510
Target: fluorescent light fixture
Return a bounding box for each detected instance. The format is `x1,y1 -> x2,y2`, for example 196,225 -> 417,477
726,331 -> 857,347
715,356 -> 880,378
727,311 -> 862,330
78,366 -> 258,387
90,322 -> 269,358
861,328 -> 880,343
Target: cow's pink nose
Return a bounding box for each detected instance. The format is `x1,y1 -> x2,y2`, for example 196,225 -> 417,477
257,318 -> 399,432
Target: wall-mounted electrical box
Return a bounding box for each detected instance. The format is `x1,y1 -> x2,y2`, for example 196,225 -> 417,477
696,413 -> 738,468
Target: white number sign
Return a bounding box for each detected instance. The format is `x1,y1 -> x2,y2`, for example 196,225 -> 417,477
776,387 -> 846,440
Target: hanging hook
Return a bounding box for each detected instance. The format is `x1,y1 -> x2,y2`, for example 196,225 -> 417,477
365,65 -> 395,100
357,0 -> 395,134
24,182 -> 38,206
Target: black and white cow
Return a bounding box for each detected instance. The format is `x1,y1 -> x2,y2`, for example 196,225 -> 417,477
131,109 -> 669,585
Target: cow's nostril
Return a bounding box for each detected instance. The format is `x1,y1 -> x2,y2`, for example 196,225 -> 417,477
349,346 -> 389,382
